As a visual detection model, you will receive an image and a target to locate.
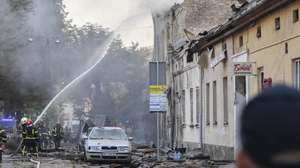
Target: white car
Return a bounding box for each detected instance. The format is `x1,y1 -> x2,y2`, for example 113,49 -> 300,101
83,127 -> 132,163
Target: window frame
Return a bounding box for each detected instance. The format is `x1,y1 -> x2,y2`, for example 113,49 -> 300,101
223,77 -> 229,126
285,42 -> 289,54
196,87 -> 200,124
256,25 -> 262,38
239,35 -> 244,47
222,41 -> 228,57
186,50 -> 194,63
213,81 -> 217,125
257,67 -> 264,91
275,17 -> 281,31
181,90 -> 186,124
206,83 -> 210,126
294,59 -> 300,89
190,88 -> 194,124
293,9 -> 299,23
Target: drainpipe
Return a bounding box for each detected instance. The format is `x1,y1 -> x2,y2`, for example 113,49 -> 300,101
200,67 -> 204,150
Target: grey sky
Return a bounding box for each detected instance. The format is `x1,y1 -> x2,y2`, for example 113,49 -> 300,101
63,0 -> 154,47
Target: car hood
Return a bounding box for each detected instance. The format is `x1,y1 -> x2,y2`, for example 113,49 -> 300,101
87,139 -> 130,147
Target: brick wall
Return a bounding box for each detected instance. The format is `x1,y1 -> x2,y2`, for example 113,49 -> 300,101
183,0 -> 238,34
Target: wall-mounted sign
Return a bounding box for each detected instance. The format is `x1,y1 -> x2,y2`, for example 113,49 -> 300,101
233,62 -> 255,76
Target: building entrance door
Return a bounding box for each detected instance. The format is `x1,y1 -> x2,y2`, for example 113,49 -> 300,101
234,76 -> 247,158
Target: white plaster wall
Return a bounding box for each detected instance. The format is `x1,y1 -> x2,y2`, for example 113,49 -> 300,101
202,38 -> 235,148
181,54 -> 201,145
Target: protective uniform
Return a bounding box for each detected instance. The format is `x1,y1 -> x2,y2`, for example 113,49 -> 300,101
37,122 -> 50,150
52,123 -> 64,150
20,117 -> 28,136
0,127 -> 7,162
0,128 -> 7,145
22,119 -> 39,155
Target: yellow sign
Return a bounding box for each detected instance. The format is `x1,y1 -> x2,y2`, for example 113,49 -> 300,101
149,85 -> 167,94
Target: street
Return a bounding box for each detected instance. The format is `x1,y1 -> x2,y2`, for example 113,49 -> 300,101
1,0 -> 299,167
0,143 -> 234,168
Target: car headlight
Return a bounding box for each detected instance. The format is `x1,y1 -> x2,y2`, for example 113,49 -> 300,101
118,146 -> 129,152
89,146 -> 101,151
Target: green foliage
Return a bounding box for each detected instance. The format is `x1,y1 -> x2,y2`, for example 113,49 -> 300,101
0,0 -> 155,142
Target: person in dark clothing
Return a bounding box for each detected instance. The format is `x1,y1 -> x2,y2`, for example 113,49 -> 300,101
22,119 -> 39,155
237,85 -> 300,168
0,127 -> 7,162
37,121 -> 49,150
52,123 -> 64,150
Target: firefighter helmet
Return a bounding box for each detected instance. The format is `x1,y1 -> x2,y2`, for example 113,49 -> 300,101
26,119 -> 33,126
21,117 -> 28,125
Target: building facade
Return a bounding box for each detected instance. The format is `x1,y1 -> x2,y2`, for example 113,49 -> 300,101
152,0 -> 236,149
189,0 -> 300,160
153,0 -> 300,161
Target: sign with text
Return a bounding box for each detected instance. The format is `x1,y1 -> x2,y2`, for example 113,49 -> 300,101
149,85 -> 167,112
233,62 -> 255,76
149,62 -> 167,113
149,85 -> 167,94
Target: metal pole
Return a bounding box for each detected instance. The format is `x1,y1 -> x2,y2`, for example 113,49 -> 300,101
157,111 -> 160,160
156,61 -> 160,161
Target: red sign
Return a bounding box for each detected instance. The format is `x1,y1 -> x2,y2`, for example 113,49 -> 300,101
263,78 -> 272,89
234,62 -> 255,75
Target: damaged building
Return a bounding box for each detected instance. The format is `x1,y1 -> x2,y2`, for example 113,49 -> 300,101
153,0 -> 238,154
153,0 -> 300,161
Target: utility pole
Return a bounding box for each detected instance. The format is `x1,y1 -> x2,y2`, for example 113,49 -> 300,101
151,12 -> 167,161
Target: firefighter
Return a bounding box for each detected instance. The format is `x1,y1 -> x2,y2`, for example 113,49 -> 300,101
37,121 -> 50,150
22,119 -> 39,155
20,117 -> 28,134
0,127 -> 7,162
52,123 -> 64,150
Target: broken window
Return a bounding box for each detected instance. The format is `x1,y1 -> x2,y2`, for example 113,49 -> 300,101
275,17 -> 281,30
186,49 -> 194,63
257,25 -> 262,38
209,47 -> 215,59
293,9 -> 299,23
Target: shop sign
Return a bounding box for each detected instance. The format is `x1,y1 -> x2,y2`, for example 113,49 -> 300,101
234,62 -> 255,75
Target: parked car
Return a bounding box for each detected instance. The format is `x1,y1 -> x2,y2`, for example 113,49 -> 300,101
83,127 -> 133,163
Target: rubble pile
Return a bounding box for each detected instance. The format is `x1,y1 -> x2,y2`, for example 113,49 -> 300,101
130,145 -> 232,168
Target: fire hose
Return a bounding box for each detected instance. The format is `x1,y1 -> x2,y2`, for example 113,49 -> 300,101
30,158 -> 40,168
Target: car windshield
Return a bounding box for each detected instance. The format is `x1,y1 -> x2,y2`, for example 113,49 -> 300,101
89,128 -> 128,140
